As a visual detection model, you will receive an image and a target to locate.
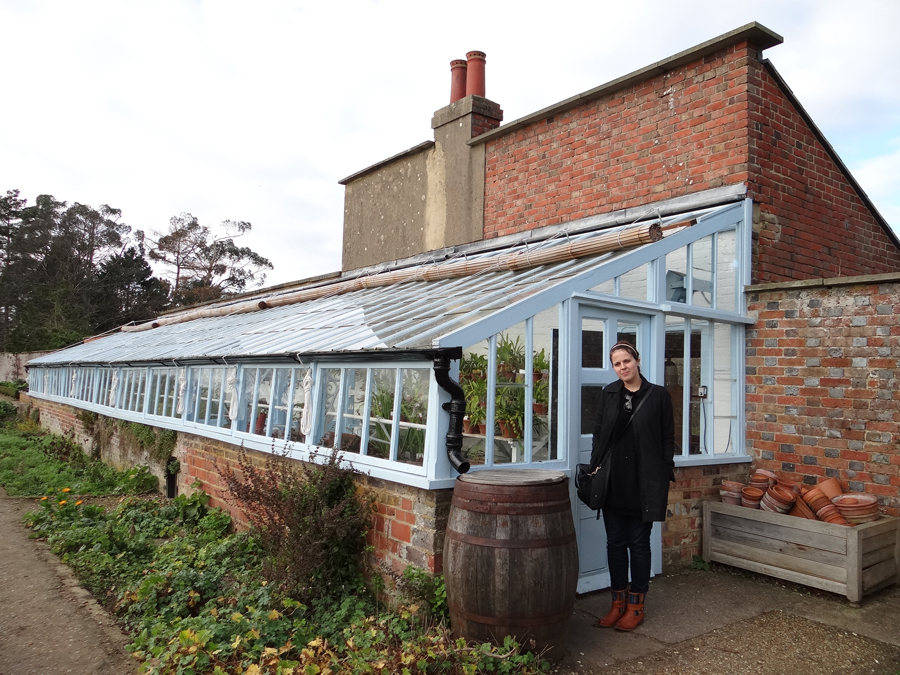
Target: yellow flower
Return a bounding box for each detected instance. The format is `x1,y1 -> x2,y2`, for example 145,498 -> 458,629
40,496 -> 48,501
75,500 -> 83,506
62,488 -> 71,493
58,500 -> 67,505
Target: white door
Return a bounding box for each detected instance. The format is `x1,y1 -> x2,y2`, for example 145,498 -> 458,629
573,304 -> 662,593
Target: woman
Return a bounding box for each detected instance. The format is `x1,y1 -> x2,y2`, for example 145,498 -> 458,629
591,341 -> 674,631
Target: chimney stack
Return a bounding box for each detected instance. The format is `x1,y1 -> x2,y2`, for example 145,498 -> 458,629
465,51 -> 486,98
449,59 -> 467,103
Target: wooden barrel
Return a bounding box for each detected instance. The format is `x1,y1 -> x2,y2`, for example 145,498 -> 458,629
444,469 -> 578,657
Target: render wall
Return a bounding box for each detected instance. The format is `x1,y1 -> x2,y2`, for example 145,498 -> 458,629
745,275 -> 900,516
1,351 -> 54,382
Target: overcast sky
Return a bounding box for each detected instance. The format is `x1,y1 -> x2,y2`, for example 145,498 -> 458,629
2,0 -> 898,288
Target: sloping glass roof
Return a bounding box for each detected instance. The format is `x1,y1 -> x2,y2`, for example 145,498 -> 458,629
28,206 -> 724,366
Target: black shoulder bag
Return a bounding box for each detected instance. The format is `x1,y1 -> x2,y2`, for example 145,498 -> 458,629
575,392 -> 649,513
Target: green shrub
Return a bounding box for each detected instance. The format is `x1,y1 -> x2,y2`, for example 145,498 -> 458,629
217,447 -> 373,604
0,400 -> 16,421
399,565 -> 449,622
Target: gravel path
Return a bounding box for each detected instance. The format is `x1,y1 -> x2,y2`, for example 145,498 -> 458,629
0,490 -> 136,675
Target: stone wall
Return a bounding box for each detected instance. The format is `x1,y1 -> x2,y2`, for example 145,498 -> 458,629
745,274 -> 900,516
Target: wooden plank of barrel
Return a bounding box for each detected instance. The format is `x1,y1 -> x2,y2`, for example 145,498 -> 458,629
444,469 -> 578,657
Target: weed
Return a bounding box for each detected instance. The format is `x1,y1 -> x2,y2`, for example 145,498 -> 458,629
216,446 -> 373,603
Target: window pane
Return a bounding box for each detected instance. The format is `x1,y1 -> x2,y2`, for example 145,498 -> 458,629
164,370 -> 178,417
689,320 -> 707,454
238,368 -> 258,432
619,263 -> 648,301
495,325 -> 527,465
134,370 -> 147,412
665,246 -> 688,303
713,323 -> 736,454
203,368 -> 225,428
581,317 -> 605,368
289,368 -> 309,443
665,317 -> 687,455
692,236 -> 714,308
269,368 -> 292,440
580,385 -> 605,435
716,229 -> 737,311
367,368 -> 395,459
198,370 -> 211,423
397,368 -> 428,466
461,340 -> 489,465
589,278 -> 616,295
252,368 -> 273,435
339,368 -> 367,454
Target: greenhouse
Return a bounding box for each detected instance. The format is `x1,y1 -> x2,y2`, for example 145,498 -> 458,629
28,200 -> 752,483
27,199 -> 753,591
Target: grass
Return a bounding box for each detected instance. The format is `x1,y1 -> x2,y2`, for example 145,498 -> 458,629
0,430 -> 157,496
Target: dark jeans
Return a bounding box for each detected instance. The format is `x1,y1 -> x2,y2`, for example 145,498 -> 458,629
603,509 -> 653,594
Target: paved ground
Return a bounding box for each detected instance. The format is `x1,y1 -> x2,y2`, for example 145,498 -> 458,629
1,480 -> 899,674
560,564 -> 900,674
0,490 -> 136,675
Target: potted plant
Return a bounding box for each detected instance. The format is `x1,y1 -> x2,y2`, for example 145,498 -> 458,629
533,377 -> 549,415
533,348 -> 550,382
467,403 -> 485,435
496,334 -> 525,381
460,352 -> 488,383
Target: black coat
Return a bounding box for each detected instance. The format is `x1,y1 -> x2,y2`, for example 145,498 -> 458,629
590,376 -> 675,522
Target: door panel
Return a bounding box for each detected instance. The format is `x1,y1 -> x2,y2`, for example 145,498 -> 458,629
574,304 -> 654,593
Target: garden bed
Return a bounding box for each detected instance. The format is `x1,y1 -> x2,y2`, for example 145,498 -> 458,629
702,501 -> 900,602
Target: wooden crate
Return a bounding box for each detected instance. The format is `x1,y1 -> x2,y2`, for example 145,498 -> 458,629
702,501 -> 900,602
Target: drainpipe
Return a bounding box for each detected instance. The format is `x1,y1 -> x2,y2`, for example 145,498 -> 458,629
450,59 -> 467,103
433,354 -> 470,474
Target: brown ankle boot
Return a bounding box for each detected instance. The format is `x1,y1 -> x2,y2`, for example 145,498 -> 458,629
596,588 -> 628,627
614,591 -> 645,631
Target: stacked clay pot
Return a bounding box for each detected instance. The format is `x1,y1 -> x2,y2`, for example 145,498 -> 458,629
832,493 -> 880,524
803,486 -> 844,524
720,480 -> 744,506
760,486 -> 795,513
741,486 -> 764,509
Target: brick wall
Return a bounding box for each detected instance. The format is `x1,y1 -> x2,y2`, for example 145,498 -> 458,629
664,464 -> 750,566
747,65 -> 900,283
480,42 -> 900,283
745,276 -> 900,516
21,396 -> 451,580
482,42 -> 757,239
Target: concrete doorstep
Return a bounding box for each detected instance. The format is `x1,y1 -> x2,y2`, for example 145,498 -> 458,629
558,567 -> 900,675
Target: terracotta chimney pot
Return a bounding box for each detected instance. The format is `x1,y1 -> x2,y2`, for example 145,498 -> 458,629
465,51 -> 486,98
450,59 -> 467,103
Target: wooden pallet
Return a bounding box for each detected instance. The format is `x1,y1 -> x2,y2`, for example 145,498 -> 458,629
702,501 -> 899,602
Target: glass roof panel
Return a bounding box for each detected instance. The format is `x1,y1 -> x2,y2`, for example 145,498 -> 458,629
28,204 -> 736,366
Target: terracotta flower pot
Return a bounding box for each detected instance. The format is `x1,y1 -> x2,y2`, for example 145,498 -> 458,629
818,477 -> 843,500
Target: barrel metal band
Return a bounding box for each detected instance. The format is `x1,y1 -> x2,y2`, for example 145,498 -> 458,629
445,528 -> 576,549
448,603 -> 572,627
450,496 -> 571,515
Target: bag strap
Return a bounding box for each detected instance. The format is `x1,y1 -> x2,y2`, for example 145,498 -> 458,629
623,390 -> 650,430
590,387 -> 651,473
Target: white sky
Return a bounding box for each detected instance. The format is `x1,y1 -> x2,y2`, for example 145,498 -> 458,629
2,0 -> 898,288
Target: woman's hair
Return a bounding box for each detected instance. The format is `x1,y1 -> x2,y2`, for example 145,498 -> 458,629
609,341 -> 640,361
